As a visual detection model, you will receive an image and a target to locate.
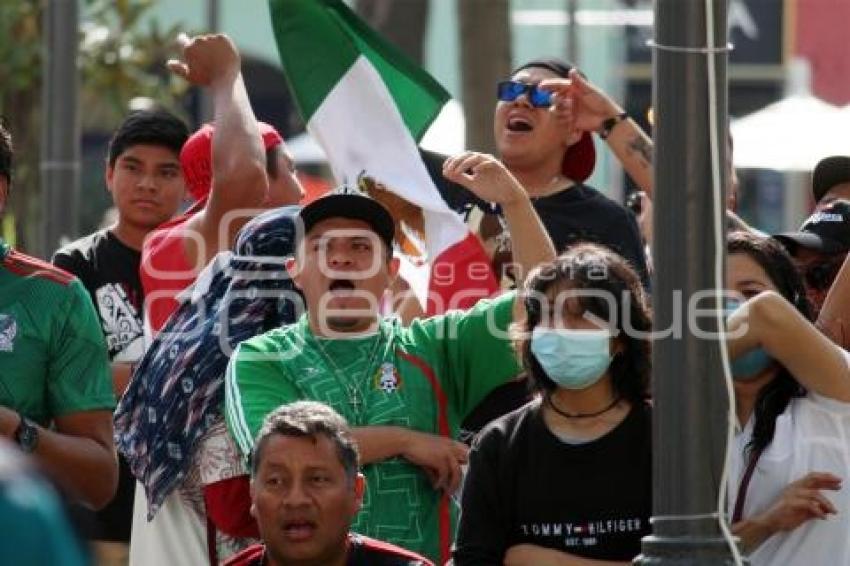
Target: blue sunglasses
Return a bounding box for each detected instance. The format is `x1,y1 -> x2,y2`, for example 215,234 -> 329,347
496,80 -> 553,108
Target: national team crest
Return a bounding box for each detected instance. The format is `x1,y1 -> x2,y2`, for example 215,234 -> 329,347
0,313 -> 17,352
374,362 -> 402,393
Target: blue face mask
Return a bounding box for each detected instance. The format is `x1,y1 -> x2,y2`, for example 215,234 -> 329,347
724,299 -> 774,381
731,348 -> 774,382
530,327 -> 613,390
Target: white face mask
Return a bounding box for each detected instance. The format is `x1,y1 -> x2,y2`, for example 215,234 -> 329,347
530,327 -> 613,390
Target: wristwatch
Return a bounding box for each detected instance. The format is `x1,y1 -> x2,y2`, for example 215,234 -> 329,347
14,415 -> 39,453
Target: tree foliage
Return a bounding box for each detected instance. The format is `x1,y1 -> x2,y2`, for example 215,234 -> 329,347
79,0 -> 189,128
0,0 -> 190,254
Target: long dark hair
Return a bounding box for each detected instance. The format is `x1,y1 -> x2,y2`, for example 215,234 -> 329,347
514,243 -> 652,404
728,231 -> 810,455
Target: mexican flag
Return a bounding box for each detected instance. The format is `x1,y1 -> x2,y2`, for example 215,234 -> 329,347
268,0 -> 498,315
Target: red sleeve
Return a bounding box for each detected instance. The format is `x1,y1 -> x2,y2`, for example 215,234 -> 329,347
140,205 -> 205,334
203,475 -> 259,539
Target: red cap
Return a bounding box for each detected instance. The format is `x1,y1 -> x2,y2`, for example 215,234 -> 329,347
562,131 -> 596,183
180,122 -> 284,202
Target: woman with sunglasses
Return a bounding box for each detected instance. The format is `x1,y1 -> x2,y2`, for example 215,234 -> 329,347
454,243 -> 653,566
725,232 -> 850,565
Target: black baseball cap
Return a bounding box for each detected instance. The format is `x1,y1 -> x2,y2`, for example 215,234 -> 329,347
773,199 -> 850,255
812,156 -> 850,203
298,185 -> 395,249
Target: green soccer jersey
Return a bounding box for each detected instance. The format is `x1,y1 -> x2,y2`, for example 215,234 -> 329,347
225,291 -> 520,563
0,241 -> 114,426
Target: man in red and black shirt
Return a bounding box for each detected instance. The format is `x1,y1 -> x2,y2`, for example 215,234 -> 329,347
223,401 -> 432,566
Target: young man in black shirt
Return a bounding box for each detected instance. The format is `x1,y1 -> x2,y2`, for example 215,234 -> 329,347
52,109 -> 189,561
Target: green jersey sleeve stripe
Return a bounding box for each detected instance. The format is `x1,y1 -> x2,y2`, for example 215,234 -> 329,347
225,343 -> 255,455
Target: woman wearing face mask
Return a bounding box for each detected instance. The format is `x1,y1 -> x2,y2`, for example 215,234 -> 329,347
725,232 -> 850,565
426,58 -> 651,448
453,243 -> 652,566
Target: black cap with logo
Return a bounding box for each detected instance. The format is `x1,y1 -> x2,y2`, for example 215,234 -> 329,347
774,199 -> 850,255
298,185 -> 395,248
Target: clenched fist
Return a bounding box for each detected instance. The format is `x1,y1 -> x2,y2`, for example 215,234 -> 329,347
166,33 -> 241,88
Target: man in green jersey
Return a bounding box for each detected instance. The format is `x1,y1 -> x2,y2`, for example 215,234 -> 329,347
0,123 -> 117,510
225,151 -> 556,564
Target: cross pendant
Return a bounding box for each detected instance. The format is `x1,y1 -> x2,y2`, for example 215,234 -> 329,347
348,387 -> 362,411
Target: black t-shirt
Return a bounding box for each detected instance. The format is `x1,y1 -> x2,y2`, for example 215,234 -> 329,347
421,149 -> 650,287
53,229 -> 145,362
52,229 -> 143,542
454,398 -> 652,564
459,376 -> 532,444
528,185 -> 649,285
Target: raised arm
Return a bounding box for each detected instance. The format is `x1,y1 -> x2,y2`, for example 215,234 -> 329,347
442,152 -> 556,286
727,290 -> 850,401
540,70 -> 653,196
816,253 -> 850,350
168,34 -> 269,265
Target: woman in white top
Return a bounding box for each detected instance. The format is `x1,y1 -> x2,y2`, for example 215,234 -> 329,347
726,232 -> 850,565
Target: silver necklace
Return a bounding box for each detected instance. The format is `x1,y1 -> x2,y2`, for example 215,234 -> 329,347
527,175 -> 573,200
310,326 -> 386,423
